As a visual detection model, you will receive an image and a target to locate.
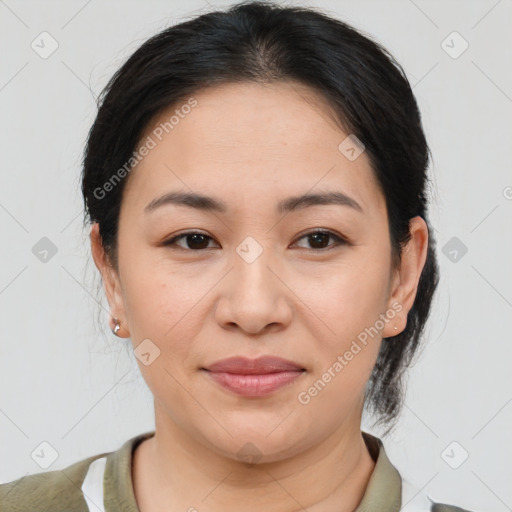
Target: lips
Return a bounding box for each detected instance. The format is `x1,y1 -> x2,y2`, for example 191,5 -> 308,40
204,356 -> 305,374
202,356 -> 306,397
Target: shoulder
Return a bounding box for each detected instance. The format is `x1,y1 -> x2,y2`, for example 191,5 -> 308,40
362,431 -> 477,512
430,504 -> 475,512
402,477 -> 476,512
0,431 -> 154,512
0,451 -> 109,512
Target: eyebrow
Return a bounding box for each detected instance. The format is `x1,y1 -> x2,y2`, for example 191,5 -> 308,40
144,190 -> 364,215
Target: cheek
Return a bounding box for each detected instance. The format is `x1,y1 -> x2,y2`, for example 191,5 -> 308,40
294,263 -> 388,418
120,257 -> 218,373
120,258 -> 187,340
120,270 -> 207,404
297,252 -> 390,368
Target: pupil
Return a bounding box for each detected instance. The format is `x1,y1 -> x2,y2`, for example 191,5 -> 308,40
310,233 -> 328,248
188,234 -> 208,249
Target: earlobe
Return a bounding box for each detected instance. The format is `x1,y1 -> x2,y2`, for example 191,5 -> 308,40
383,216 -> 429,338
90,223 -> 128,335
383,300 -> 404,338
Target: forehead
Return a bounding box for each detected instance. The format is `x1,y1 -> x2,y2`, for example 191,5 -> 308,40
121,81 -> 385,219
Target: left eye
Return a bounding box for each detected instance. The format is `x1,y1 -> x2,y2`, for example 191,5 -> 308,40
162,230 -> 347,251
293,230 -> 348,250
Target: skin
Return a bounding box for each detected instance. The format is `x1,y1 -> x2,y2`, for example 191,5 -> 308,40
91,81 -> 428,512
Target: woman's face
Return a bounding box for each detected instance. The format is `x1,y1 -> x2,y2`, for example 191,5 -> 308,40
93,81 -> 425,462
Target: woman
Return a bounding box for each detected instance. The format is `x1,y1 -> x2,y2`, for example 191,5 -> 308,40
0,1 -> 474,511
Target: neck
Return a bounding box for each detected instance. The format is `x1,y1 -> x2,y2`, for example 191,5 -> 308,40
133,408 -> 376,512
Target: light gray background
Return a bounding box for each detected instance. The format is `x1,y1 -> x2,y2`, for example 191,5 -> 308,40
1,0 -> 511,510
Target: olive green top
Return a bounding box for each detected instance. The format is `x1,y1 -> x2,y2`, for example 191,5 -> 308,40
0,430 -> 473,512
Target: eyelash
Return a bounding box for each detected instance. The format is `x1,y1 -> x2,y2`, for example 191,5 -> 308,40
162,229 -> 349,252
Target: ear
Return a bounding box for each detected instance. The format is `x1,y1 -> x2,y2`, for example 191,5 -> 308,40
90,223 -> 129,337
382,216 -> 429,338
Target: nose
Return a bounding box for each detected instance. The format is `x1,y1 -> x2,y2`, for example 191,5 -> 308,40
214,242 -> 293,335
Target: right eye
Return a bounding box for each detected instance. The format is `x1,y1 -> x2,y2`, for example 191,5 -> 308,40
162,231 -> 219,251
